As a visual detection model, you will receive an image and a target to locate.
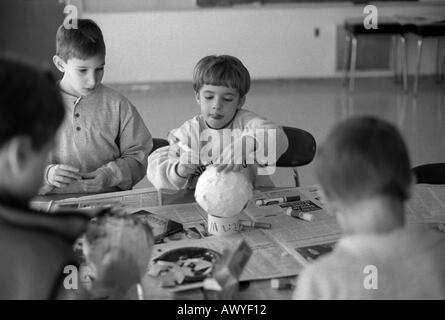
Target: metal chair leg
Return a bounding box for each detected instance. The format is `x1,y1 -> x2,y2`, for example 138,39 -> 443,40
342,32 -> 351,86
414,37 -> 423,96
349,36 -> 357,92
391,35 -> 400,83
436,38 -> 441,83
293,168 -> 300,187
400,35 -> 408,91
442,54 -> 445,83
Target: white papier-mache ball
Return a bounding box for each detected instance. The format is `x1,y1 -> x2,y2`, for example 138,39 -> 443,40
194,166 -> 253,218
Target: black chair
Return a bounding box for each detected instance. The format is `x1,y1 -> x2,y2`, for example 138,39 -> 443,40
413,163 -> 445,184
276,126 -> 317,186
150,138 -> 169,155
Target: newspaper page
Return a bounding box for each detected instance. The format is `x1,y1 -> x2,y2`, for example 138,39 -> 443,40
245,185 -> 342,264
406,184 -> 445,223
30,187 -> 162,212
248,184 -> 445,265
150,228 -> 304,284
136,202 -> 304,290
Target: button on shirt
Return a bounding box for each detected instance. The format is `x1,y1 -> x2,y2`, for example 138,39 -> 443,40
43,84 -> 153,194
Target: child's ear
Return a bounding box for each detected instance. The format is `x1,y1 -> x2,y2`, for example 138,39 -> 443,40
7,136 -> 33,178
53,55 -> 66,73
194,92 -> 201,105
237,95 -> 246,109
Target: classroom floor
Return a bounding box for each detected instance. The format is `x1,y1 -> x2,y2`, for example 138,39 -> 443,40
115,76 -> 445,188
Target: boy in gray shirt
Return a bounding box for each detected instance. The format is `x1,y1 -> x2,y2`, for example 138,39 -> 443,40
41,19 -> 152,194
294,117 -> 445,299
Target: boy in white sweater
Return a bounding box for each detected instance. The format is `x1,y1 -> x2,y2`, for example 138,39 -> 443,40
147,55 -> 288,191
293,117 -> 445,299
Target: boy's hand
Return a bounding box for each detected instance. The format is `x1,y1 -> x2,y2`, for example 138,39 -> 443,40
80,168 -> 111,193
47,164 -> 82,188
176,163 -> 199,179
175,149 -> 200,178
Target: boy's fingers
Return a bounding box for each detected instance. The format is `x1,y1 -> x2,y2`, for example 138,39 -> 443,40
55,176 -> 75,184
58,170 -> 81,180
81,179 -> 98,187
81,184 -> 99,193
52,181 -> 65,188
82,172 -> 97,179
58,164 -> 80,173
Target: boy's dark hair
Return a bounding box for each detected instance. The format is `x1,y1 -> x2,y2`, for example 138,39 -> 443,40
315,116 -> 412,204
0,55 -> 65,150
56,19 -> 105,61
193,55 -> 250,97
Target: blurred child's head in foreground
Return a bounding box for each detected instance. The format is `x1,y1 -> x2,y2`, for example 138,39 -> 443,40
0,55 -> 65,201
193,55 -> 250,129
315,117 -> 412,233
53,19 -> 105,97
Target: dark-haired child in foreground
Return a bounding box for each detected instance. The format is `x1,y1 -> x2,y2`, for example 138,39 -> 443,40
0,56 -> 139,299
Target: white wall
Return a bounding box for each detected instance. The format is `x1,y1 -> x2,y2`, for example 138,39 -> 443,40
84,3 -> 445,83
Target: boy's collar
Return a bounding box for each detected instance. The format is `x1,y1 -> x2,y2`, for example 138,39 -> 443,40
57,80 -> 80,99
57,81 -> 101,100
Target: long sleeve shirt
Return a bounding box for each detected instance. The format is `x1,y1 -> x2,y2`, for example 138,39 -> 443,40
293,225 -> 445,300
146,109 -> 288,192
40,84 -> 152,194
0,198 -> 89,299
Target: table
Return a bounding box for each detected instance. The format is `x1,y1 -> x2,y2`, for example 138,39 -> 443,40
37,184 -> 445,300
37,187 -> 302,300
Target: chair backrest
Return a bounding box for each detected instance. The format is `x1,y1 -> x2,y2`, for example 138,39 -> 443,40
276,126 -> 316,167
412,163 -> 445,184
150,138 -> 169,155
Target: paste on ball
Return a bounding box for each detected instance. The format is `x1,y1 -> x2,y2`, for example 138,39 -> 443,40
195,166 -> 253,217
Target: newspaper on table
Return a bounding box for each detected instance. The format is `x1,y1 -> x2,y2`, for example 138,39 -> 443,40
30,187 -> 162,212
31,184 -> 445,291
406,184 -> 445,223
135,202 -> 303,281
139,186 -> 334,290
247,184 -> 445,266
149,228 -> 305,284
247,185 -> 342,266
